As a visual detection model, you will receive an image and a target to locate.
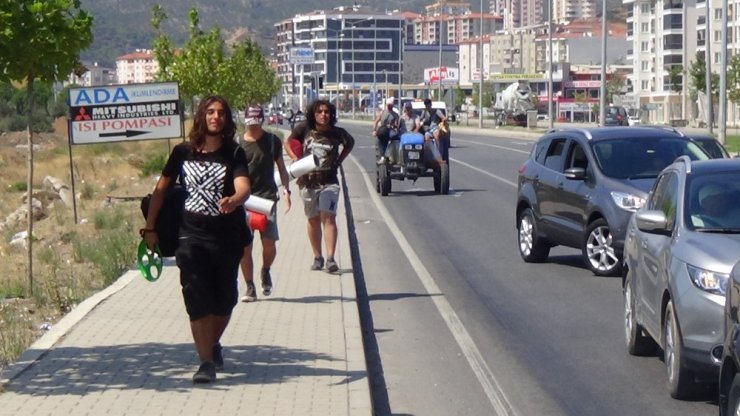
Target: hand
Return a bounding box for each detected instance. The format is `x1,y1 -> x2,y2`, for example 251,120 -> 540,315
218,196 -> 240,214
142,230 -> 159,251
283,192 -> 292,213
371,129 -> 377,136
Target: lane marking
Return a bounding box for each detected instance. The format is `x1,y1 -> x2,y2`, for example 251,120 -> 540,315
453,139 -> 531,154
450,158 -> 518,189
349,155 -> 518,416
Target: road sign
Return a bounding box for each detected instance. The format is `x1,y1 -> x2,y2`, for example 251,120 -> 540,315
424,66 -> 459,86
289,47 -> 315,65
68,82 -> 182,144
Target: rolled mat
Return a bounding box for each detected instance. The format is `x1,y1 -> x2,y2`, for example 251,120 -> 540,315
244,195 -> 275,215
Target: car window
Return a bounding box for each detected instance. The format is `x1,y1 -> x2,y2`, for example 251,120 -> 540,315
648,172 -> 678,230
566,142 -> 589,171
686,173 -> 740,230
534,139 -> 549,165
544,139 -> 567,171
592,138 -> 709,179
695,139 -> 730,159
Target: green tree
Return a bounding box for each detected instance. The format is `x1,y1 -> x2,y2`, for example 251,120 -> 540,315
471,81 -> 494,113
606,71 -> 626,104
151,6 -> 279,111
666,64 -> 683,121
689,52 -> 720,99
0,0 -> 93,295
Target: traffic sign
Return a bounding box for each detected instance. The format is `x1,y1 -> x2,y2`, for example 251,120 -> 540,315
68,82 -> 183,144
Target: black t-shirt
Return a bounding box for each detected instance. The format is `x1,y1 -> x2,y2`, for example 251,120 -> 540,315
162,141 -> 251,246
290,123 -> 355,187
242,132 -> 282,201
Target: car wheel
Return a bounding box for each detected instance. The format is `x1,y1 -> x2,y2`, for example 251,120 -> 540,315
624,269 -> 657,356
517,207 -> 550,262
583,218 -> 622,277
723,374 -> 740,416
664,300 -> 696,399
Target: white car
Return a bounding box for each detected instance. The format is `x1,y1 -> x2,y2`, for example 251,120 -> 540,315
628,115 -> 641,126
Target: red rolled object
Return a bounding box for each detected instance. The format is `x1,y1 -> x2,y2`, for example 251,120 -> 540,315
288,137 -> 304,158
247,210 -> 268,232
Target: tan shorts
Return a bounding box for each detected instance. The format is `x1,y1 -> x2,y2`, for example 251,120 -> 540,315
300,184 -> 340,218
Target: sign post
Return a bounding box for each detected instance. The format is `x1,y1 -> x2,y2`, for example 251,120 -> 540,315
290,47 -> 315,111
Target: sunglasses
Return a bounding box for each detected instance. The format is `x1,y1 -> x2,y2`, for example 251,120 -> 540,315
315,109 -> 331,115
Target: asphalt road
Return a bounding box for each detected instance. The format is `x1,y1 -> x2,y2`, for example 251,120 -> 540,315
335,122 -> 718,416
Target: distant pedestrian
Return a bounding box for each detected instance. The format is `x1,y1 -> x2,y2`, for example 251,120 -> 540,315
239,104 -> 291,302
141,95 -> 251,384
285,99 -> 354,272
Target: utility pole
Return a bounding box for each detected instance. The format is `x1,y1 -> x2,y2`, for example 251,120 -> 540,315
438,18 -> 443,100
719,0 -> 728,144
478,0 -> 483,129
706,1 -> 713,133
599,0 -> 607,126
548,0 -> 554,129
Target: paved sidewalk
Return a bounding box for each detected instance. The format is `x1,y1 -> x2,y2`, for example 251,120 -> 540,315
0,173 -> 370,415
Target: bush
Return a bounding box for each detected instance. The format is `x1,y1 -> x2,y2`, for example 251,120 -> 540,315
140,153 -> 167,177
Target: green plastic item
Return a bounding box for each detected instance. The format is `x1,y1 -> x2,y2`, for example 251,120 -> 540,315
137,240 -> 163,282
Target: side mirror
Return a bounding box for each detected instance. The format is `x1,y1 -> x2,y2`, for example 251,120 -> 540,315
564,167 -> 586,180
635,210 -> 669,234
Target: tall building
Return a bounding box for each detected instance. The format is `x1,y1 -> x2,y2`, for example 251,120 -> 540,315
413,12 -> 500,45
115,50 -> 159,84
553,0 -> 596,23
625,0 -> 699,123
274,6 -> 405,109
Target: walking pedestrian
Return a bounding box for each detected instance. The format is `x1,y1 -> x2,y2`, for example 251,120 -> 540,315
141,95 -> 251,384
284,99 -> 354,272
239,104 -> 291,302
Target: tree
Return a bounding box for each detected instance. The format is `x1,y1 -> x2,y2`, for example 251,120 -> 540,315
0,0 -> 93,295
689,52 -> 719,126
471,81 -> 494,113
606,71 -> 626,104
151,6 -> 279,111
667,64 -> 683,121
727,55 -> 740,137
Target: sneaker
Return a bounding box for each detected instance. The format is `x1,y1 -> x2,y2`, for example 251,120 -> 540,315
212,343 -> 223,370
193,361 -> 216,384
376,156 -> 386,165
241,281 -> 257,302
261,268 -> 273,296
310,256 -> 324,270
326,257 -> 339,273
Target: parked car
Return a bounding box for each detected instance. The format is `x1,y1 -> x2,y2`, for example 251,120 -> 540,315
267,112 -> 283,125
624,158 -> 740,399
627,115 -> 641,126
516,127 -> 710,276
720,262 -> 740,414
603,105 -> 629,126
689,135 -> 731,159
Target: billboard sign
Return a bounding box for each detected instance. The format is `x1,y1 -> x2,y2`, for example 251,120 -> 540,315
424,66 -> 459,86
68,82 -> 182,144
290,47 -> 316,65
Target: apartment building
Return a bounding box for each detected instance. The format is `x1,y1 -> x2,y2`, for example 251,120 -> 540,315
413,12 -> 500,45
115,49 -> 159,84
553,0 -> 597,23
625,0 -> 701,124
67,62 -> 115,87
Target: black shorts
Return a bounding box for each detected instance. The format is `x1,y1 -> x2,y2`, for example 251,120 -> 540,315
175,237 -> 243,321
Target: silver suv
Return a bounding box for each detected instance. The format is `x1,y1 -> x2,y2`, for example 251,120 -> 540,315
623,157 -> 740,399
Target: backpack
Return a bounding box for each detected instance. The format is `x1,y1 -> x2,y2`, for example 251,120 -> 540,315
140,181 -> 186,257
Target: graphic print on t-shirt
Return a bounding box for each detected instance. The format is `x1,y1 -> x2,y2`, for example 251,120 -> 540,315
182,160 -> 226,216
305,130 -> 336,171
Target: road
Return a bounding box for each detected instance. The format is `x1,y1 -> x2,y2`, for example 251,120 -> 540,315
333,122 -> 718,416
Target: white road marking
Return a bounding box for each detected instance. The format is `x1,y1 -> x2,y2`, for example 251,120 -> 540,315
349,155 -> 518,416
453,139 -> 531,154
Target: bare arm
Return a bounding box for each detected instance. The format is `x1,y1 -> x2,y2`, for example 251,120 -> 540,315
275,156 -> 292,212
219,176 -> 251,214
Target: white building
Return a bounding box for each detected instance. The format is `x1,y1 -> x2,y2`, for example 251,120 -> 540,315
553,0 -> 596,24
67,62 -> 115,86
115,49 -> 159,84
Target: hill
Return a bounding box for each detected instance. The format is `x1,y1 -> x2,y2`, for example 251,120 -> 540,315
78,0 -> 627,68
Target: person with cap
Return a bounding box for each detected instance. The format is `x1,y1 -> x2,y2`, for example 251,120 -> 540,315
372,97 -> 400,164
142,95 -> 251,384
692,182 -> 740,228
419,97 -> 448,142
284,99 -> 354,273
239,104 -> 292,302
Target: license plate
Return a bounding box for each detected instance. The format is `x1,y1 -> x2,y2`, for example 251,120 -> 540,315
407,151 -> 420,160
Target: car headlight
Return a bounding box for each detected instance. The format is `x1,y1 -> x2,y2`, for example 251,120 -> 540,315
687,264 -> 729,296
610,191 -> 646,212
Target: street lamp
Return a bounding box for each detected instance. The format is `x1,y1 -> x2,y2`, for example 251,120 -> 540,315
599,0 -> 607,126
438,18 -> 443,100
548,0 -> 554,129
478,0 -> 483,128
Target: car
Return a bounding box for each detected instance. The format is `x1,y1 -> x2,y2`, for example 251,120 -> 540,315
627,115 -> 641,126
537,114 -> 550,121
603,105 -> 629,126
267,112 -> 283,125
690,135 -> 731,159
624,158 -> 740,400
516,126 -> 710,277
720,262 -> 740,414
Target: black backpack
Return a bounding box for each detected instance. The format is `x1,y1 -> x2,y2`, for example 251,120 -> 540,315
140,180 -> 186,257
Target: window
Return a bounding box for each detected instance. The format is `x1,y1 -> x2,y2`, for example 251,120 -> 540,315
641,41 -> 649,52
715,30 -> 722,42
642,61 -> 649,71
641,3 -> 650,13
641,22 -> 650,33
567,143 -> 589,171
648,172 -> 679,230
715,8 -> 723,19
544,139 -> 567,171
641,80 -> 650,90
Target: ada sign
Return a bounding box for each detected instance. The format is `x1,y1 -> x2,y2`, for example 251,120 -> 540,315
68,82 -> 183,144
290,47 -> 315,65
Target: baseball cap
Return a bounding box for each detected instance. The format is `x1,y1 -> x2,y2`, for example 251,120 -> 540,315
385,97 -> 395,105
244,105 -> 264,126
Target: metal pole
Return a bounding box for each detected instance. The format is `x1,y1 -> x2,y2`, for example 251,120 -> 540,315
352,25 -> 356,119
438,18 -> 443,100
398,18 -> 403,99
478,0 -> 483,129
706,0 -> 713,133
599,0 -> 607,126
719,0 -> 728,144
548,0 -> 554,129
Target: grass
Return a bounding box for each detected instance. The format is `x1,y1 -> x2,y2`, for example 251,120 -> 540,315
725,134 -> 740,155
0,119 -> 175,368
